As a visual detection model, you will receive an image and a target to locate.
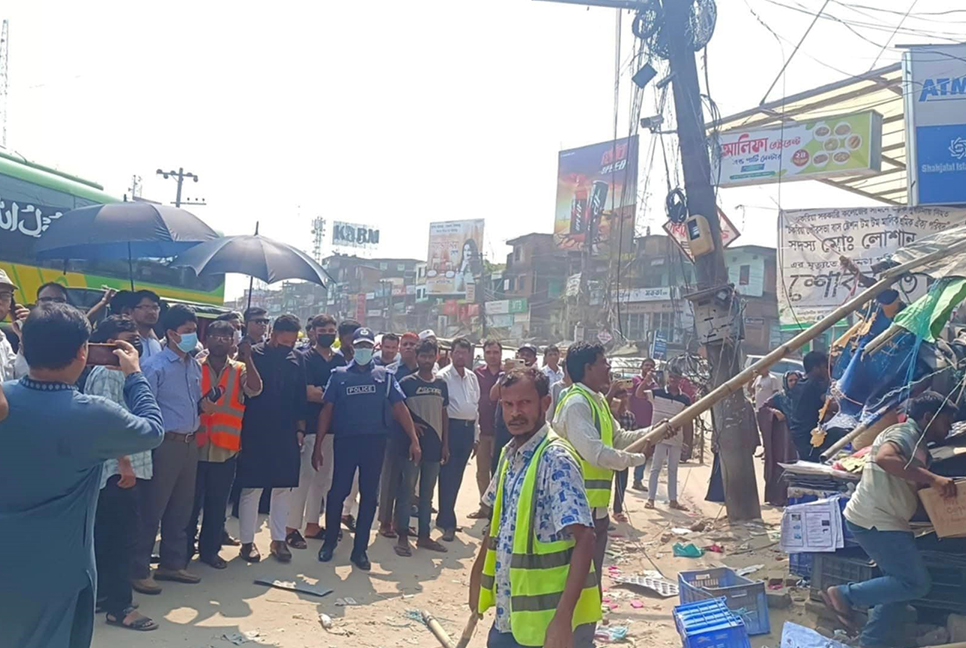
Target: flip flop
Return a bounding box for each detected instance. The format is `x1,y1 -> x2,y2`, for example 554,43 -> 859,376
105,610 -> 159,632
393,544 -> 413,557
379,527 -> 398,539
417,538 -> 449,553
304,528 -> 325,540
820,588 -> 858,631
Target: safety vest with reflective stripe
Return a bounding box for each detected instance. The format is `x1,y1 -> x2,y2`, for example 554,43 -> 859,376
478,432 -> 601,646
554,384 -> 615,507
198,359 -> 245,451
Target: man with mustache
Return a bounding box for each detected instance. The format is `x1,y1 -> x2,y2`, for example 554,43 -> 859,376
469,367 -> 601,648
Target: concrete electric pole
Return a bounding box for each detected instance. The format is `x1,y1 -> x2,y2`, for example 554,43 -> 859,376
156,167 -> 206,208
537,0 -> 760,521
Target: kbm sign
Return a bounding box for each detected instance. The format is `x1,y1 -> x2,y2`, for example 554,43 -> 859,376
904,44 -> 966,206
332,221 -> 380,248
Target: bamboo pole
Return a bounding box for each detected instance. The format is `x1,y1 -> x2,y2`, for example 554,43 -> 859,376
820,405 -> 894,459
422,611 -> 455,648
454,614 -> 479,648
624,238 -> 964,456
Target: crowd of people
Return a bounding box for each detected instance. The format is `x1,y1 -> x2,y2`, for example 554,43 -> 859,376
0,278 -> 704,648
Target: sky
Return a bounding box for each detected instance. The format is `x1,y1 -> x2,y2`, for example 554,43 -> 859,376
3,0 -> 964,298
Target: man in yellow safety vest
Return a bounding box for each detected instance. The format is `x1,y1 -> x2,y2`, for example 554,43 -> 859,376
553,342 -> 655,594
469,366 -> 601,648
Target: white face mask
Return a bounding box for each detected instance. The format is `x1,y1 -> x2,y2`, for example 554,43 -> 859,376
354,347 -> 374,365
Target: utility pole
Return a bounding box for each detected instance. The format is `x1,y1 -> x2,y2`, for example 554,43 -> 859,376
664,0 -> 759,520
0,20 -> 9,149
156,167 -> 206,208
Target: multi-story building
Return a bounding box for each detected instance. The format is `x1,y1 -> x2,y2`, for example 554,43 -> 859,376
724,244 -> 781,355
321,254 -> 423,330
499,233 -> 568,342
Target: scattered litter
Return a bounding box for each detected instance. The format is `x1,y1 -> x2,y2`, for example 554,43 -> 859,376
222,631 -> 260,645
673,543 -> 705,558
254,578 -> 333,598
690,519 -> 711,532
335,597 -> 358,606
671,527 -> 693,536
630,600 -> 644,609
612,571 -> 679,598
404,609 -> 424,622
595,626 -> 629,643
735,564 -> 764,577
319,614 -> 333,630
703,543 -> 725,553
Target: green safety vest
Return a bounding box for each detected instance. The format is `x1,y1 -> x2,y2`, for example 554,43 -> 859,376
478,432 -> 602,646
554,384 -> 615,507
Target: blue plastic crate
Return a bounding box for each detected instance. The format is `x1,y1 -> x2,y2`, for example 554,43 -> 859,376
678,568 -> 770,636
674,597 -> 751,648
789,552 -> 813,579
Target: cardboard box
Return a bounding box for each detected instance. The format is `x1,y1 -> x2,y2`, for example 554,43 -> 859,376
919,479 -> 966,538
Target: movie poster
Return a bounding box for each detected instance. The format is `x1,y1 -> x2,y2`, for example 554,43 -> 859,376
426,219 -> 485,296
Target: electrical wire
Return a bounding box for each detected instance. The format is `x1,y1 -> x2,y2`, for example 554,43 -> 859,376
869,0 -> 919,71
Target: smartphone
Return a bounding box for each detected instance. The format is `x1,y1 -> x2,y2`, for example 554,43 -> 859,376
512,358 -> 526,369
87,343 -> 120,366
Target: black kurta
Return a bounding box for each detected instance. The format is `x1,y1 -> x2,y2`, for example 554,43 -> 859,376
236,343 -> 308,489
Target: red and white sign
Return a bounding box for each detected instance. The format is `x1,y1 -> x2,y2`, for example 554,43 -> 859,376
663,208 -> 741,261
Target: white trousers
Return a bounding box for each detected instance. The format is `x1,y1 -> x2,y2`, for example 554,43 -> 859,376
287,434 -> 333,530
239,487 -> 291,544
648,442 -> 680,502
343,474 -> 359,517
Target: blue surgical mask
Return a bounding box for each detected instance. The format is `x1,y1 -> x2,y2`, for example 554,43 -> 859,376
354,347 -> 374,365
176,332 -> 198,353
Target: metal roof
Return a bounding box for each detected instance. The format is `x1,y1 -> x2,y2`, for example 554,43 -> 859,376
710,63 -> 907,205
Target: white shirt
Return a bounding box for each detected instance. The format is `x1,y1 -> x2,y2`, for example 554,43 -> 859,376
542,364 -> 564,386
0,329 -> 16,381
753,373 -> 780,410
439,363 -> 481,423
554,382 -> 650,519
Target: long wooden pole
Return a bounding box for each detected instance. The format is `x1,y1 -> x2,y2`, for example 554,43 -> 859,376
625,239 -> 965,455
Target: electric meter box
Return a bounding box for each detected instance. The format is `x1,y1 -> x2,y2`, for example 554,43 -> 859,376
685,285 -> 743,345
685,214 -> 715,258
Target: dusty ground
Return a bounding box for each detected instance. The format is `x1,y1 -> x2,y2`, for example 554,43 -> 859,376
94,446 -> 806,648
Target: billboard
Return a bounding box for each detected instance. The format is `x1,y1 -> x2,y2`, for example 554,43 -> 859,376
554,136 -> 639,256
332,221 -> 380,248
712,111 -> 882,187
904,44 -> 966,206
426,219 -> 484,296
778,206 -> 966,325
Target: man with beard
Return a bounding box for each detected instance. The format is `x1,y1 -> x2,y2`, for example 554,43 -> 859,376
128,290 -> 163,360
469,367 -> 600,648
235,314 -> 308,563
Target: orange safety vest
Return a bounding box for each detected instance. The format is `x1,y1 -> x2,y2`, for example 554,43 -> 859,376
198,359 -> 246,451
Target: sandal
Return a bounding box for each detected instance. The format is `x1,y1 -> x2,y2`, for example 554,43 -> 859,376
106,608 -> 158,632
286,530 -> 307,550
644,501 -> 655,509
393,543 -> 413,557
669,501 -> 689,511
417,537 -> 449,553
379,526 -> 398,539
613,513 -> 629,523
820,588 -> 858,631
304,527 -> 325,540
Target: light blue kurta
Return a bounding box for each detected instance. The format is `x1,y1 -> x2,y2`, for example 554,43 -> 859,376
0,373 -> 163,648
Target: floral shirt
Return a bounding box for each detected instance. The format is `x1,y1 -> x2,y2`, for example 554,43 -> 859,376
482,424 -> 593,634
86,366 -> 154,488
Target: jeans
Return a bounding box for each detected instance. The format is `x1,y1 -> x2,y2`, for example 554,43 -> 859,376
95,475 -> 138,617
592,516 -> 608,597
324,435 -> 388,556
486,623 -> 596,647
633,462 -> 646,483
187,457 -> 236,560
378,442 -> 408,527
436,419 -> 475,531
614,469 -> 628,515
397,455 -> 441,538
648,442 -> 680,502
837,521 -> 931,647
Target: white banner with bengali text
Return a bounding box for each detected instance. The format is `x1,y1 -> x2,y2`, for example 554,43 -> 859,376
779,206 -> 966,326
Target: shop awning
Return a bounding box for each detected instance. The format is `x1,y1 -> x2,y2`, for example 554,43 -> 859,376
711,63 -> 906,205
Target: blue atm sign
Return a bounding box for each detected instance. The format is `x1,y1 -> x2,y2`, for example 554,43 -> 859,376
905,45 -> 966,206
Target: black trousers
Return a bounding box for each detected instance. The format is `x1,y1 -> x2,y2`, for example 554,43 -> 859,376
323,435 -> 388,556
436,419 -> 476,531
187,457 -> 237,560
94,475 -> 138,618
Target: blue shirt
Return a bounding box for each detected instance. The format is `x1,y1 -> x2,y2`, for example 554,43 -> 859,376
142,347 -> 203,433
140,333 -> 163,360
323,360 -> 405,437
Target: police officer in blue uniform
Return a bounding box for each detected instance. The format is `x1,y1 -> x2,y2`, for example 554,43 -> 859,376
312,327 -> 422,570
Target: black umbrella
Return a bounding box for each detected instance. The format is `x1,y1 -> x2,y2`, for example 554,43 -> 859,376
32,202 -> 219,289
170,232 -> 334,309
33,202 -> 219,260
